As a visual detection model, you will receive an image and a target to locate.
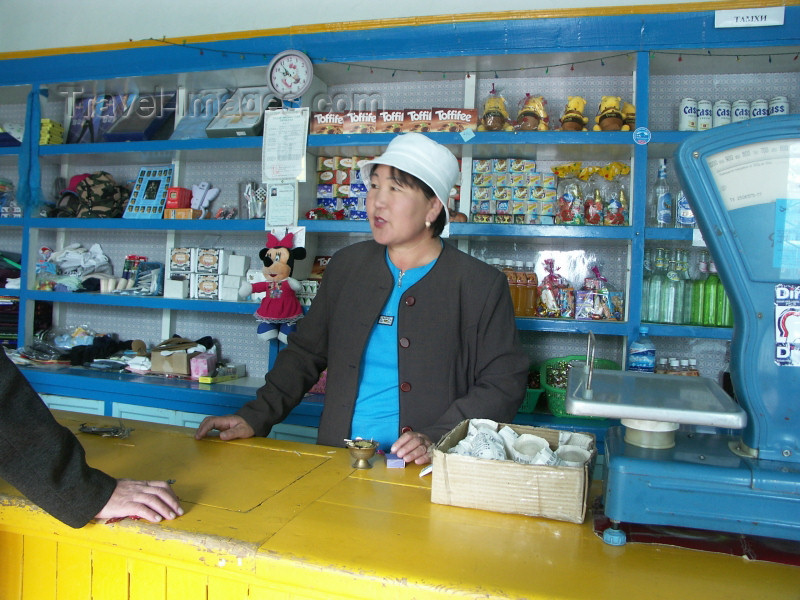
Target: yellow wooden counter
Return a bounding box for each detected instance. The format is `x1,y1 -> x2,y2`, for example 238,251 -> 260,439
1,412 -> 798,600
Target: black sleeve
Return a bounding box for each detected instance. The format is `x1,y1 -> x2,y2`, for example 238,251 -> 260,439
0,351 -> 117,528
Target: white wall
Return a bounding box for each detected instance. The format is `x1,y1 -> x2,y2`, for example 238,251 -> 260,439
1,0 -> 706,54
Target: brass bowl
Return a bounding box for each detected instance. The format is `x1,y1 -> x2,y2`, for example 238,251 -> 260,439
346,440 -> 378,469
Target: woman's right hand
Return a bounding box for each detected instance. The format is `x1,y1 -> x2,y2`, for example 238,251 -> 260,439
194,415 -> 255,441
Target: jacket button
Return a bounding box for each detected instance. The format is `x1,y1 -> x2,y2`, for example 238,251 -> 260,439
405,296 -> 416,306
399,337 -> 410,348
400,382 -> 412,392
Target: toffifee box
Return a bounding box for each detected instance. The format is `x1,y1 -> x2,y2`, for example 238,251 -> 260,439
376,109 -> 406,133
342,111 -> 377,134
403,109 -> 433,133
430,108 -> 478,133
309,112 -> 345,134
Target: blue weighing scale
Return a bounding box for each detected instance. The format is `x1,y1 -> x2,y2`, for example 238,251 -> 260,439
566,115 -> 800,544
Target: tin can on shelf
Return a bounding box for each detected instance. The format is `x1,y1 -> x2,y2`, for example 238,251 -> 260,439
712,100 -> 731,127
769,96 -> 789,116
750,99 -> 769,119
731,100 -> 750,123
678,98 -> 698,131
697,100 -> 713,130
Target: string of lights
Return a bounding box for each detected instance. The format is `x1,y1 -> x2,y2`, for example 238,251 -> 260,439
146,37 -> 799,77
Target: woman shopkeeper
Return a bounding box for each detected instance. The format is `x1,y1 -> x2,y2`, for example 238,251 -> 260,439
196,133 -> 529,464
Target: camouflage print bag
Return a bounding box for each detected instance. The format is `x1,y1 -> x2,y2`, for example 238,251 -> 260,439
55,171 -> 129,218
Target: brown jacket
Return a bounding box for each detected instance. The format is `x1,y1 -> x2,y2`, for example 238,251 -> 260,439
238,240 -> 528,446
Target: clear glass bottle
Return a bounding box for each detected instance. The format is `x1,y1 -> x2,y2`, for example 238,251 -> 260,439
661,258 -> 684,324
675,189 -> 696,228
646,247 -> 667,323
641,247 -> 652,322
678,248 -> 694,325
649,159 -> 673,228
690,250 -> 709,325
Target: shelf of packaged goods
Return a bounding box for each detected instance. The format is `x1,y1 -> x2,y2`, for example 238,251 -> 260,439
20,365 -> 324,427
24,290 -> 259,314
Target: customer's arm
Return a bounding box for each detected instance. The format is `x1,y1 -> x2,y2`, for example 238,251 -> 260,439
0,351 -> 181,527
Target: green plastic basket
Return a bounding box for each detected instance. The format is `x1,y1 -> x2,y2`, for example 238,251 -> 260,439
541,355 -> 620,418
519,388 -> 543,413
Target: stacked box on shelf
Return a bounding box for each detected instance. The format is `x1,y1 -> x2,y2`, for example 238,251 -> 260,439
471,158 -> 556,224
165,247 -> 249,300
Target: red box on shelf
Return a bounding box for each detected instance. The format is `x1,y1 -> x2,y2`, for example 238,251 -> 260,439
166,187 -> 192,209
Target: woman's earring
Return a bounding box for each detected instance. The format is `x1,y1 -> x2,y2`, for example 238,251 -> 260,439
425,220 -> 431,228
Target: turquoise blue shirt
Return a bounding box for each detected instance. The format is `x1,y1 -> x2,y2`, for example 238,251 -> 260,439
350,251 -> 437,451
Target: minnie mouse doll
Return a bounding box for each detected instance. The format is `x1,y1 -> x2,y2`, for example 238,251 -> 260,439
239,232 -> 306,344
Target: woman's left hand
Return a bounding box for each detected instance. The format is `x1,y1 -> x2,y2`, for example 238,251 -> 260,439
391,431 -> 433,465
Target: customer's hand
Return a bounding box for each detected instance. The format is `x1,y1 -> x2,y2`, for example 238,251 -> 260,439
391,431 -> 433,465
194,414 -> 255,441
95,479 -> 183,522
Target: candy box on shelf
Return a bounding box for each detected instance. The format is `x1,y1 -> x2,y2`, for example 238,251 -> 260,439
431,420 -> 596,523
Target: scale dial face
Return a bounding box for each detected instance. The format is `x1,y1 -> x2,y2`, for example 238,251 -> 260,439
267,50 -> 313,100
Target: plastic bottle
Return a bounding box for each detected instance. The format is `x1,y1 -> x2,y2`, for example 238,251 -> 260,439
703,261 -> 720,326
523,260 -> 538,317
679,358 -> 690,375
626,326 -> 656,373
649,159 -> 673,228
513,260 -> 526,316
667,358 -> 680,375
646,248 -> 667,323
502,260 -> 516,309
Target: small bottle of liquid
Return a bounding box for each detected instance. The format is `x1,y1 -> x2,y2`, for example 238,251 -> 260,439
502,260 -> 516,310
523,260 -> 538,317
687,358 -> 700,376
655,357 -> 669,374
626,326 -> 656,373
667,358 -> 680,375
513,260 -> 526,316
679,358 -> 690,375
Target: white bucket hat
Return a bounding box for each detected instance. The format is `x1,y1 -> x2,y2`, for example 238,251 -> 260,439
360,133 -> 460,237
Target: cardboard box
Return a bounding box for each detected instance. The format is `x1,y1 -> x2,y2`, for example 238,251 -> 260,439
227,254 -> 250,277
164,208 -> 202,219
164,278 -> 189,299
431,421 -> 595,524
150,350 -> 199,375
